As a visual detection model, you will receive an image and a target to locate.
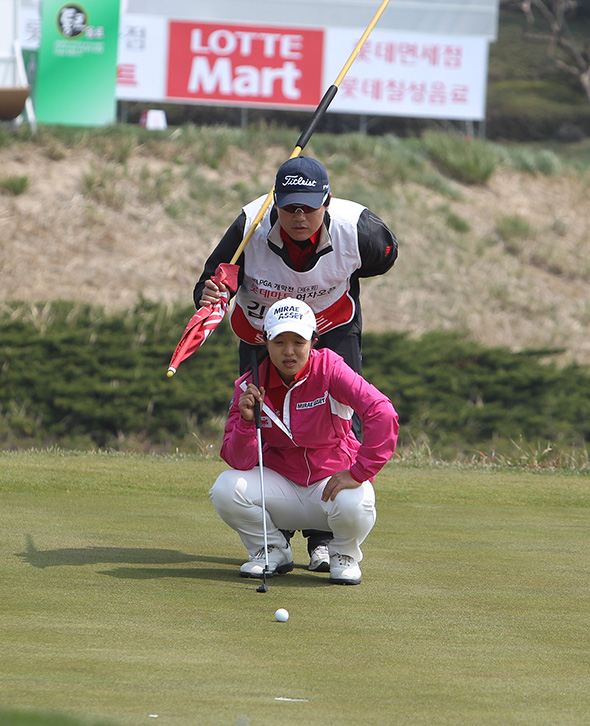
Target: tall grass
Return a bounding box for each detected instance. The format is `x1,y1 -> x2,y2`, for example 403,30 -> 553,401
82,163 -> 125,209
0,174 -> 29,195
6,123 -> 588,207
421,130 -> 501,184
394,438 -> 590,473
495,213 -> 533,249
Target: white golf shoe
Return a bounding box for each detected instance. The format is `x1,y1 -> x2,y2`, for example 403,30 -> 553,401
329,553 -> 362,585
308,544 -> 330,572
239,544 -> 293,579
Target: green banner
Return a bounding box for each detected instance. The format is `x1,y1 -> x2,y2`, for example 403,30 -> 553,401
35,1 -> 120,126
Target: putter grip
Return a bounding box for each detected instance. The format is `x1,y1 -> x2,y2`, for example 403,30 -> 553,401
251,350 -> 262,429
253,400 -> 261,429
295,85 -> 338,150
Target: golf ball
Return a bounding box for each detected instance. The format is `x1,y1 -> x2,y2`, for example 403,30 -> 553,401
275,608 -> 289,622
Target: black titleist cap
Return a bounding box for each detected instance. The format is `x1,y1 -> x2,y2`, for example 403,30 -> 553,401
274,156 -> 330,209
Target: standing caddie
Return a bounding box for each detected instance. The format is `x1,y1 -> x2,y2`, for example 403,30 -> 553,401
195,155 -> 398,572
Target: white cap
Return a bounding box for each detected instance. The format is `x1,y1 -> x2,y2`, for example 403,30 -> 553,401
263,298 -> 317,341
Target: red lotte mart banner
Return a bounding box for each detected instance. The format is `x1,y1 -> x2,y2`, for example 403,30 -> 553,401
116,16 -> 489,120
167,21 -> 324,108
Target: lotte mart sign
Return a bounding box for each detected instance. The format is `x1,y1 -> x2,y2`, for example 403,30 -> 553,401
116,16 -> 489,120
167,22 -> 324,108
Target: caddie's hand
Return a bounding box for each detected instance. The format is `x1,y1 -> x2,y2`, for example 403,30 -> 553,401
321,470 -> 361,502
199,278 -> 228,307
238,383 -> 265,422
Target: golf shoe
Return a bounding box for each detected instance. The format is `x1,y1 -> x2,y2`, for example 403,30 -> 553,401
239,544 -> 293,578
329,553 -> 362,585
308,544 -> 330,572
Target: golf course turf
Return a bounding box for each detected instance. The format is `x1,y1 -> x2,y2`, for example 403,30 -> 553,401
1,450 -> 589,725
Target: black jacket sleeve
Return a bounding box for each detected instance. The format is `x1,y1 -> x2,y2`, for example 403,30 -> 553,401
356,208 -> 398,278
192,212 -> 247,307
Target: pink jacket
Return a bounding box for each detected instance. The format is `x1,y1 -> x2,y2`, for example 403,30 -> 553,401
220,348 -> 399,487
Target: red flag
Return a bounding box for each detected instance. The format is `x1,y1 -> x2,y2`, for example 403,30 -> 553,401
167,263 -> 239,376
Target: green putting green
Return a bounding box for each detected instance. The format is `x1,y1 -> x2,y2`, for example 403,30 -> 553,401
1,451 -> 589,725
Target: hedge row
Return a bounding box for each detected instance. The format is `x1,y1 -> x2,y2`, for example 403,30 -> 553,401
362,332 -> 590,453
0,301 -> 239,450
1,301 -> 589,454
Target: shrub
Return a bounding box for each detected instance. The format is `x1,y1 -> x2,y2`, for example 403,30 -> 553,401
362,331 -> 590,453
0,175 -> 29,195
1,303 -> 589,455
486,81 -> 590,141
0,301 -> 239,450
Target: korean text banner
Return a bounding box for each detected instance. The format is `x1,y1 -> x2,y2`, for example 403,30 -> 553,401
36,0 -> 121,126
324,29 -> 489,120
116,14 -> 167,101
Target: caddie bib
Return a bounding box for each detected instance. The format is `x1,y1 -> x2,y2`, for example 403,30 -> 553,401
230,196 -> 364,344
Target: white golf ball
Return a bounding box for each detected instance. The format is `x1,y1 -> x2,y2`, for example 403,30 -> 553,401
275,608 -> 289,622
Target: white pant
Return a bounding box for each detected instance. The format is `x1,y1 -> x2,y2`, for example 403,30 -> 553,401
209,467 -> 376,562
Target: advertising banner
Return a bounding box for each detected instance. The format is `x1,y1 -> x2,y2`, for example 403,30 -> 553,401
166,21 -> 324,109
0,0 -> 17,85
35,0 -> 121,126
24,8 -> 490,122
148,20 -> 488,120
117,14 -> 168,102
324,29 -> 489,120
19,5 -> 42,103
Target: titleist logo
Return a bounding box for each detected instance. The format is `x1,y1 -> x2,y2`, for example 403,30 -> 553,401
281,174 -> 317,188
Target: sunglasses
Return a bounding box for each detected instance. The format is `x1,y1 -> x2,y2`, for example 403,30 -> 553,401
280,204 -> 321,214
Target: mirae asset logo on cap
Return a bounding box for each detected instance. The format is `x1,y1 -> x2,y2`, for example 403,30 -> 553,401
274,305 -> 305,320
282,175 -> 318,188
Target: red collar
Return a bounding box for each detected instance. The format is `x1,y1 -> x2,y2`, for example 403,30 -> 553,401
265,357 -> 312,410
267,357 -> 311,388
279,228 -> 321,271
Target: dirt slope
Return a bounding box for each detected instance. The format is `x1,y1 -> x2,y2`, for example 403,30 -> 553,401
1,141 -> 588,364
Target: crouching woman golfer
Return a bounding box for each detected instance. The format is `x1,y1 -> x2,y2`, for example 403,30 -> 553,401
209,298 -> 399,585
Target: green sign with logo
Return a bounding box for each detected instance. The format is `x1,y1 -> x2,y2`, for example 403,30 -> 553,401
35,1 -> 120,126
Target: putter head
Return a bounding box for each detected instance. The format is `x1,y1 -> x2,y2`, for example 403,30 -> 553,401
256,567 -> 269,593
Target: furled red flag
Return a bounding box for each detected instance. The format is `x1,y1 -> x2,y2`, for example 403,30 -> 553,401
167,263 -> 239,377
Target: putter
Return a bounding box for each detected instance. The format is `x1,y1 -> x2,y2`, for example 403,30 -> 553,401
251,350 -> 269,593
